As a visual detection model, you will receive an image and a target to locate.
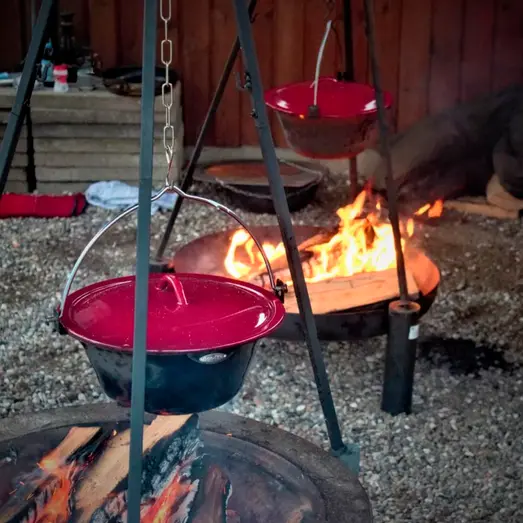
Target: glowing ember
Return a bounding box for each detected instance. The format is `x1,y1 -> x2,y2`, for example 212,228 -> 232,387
224,190 -> 443,285
141,470 -> 194,522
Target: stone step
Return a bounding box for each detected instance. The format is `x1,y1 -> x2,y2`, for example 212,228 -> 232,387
1,122 -> 177,139
8,166 -> 169,182
0,83 -> 180,113
0,109 -> 164,125
12,152 -> 170,168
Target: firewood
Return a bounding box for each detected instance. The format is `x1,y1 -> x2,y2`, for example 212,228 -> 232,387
283,268 -> 419,315
0,427 -> 103,523
445,197 -> 520,219
74,414 -> 191,523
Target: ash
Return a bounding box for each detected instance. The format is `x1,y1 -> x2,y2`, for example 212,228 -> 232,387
1,172 -> 523,523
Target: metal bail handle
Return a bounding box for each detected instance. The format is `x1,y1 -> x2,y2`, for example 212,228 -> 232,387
59,186 -> 286,317
309,19 -> 333,116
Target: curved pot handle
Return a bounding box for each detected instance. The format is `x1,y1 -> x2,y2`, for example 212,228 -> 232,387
60,186 -> 286,317
309,20 -> 333,114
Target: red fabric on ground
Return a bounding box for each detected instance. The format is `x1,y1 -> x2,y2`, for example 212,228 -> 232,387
0,193 -> 87,218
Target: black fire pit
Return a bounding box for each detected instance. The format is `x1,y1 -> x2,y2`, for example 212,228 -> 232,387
172,225 -> 440,342
0,404 -> 372,522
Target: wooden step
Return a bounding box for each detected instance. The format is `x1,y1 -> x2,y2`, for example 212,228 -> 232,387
0,83 -> 181,113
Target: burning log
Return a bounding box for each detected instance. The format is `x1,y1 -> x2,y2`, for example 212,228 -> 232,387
74,414 -> 192,522
0,426 -> 107,523
1,415 -> 238,523
283,268 -> 419,315
445,196 -> 520,219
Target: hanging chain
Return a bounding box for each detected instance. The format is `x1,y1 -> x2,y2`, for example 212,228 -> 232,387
160,0 -> 175,187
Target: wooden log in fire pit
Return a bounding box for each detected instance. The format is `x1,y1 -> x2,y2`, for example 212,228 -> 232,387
284,268 -> 419,315
75,414 -> 194,522
0,426 -> 106,523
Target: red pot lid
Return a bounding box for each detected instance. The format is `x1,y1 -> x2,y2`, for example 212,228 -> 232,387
265,77 -> 393,119
60,273 -> 286,353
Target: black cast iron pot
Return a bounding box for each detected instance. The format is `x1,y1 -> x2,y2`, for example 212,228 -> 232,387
84,340 -> 256,415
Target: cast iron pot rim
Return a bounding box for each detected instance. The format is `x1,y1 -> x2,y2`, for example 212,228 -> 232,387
0,404 -> 374,523
59,272 -> 286,354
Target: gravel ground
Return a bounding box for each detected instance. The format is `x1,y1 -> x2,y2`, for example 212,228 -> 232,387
1,171 -> 522,522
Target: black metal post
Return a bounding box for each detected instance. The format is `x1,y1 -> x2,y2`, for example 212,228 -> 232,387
337,0 -> 354,82
362,0 -> 420,414
0,0 -> 55,198
155,0 -> 257,263
126,0 -> 157,520
20,0 -> 37,193
381,301 -> 420,415
231,0 -> 359,475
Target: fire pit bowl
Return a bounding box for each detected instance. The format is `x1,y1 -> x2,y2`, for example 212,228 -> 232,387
265,78 -> 393,159
0,405 -> 373,522
172,225 -> 440,342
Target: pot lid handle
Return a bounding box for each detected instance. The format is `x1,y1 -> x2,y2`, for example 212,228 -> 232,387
156,274 -> 188,305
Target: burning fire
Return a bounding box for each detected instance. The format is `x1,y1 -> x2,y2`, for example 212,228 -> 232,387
34,456 -> 76,523
224,190 -> 443,285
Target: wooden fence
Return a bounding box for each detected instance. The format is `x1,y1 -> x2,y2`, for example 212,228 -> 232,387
1,0 -> 522,147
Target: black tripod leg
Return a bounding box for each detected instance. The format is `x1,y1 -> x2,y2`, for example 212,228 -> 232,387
155,0 -> 258,262
231,0 -> 360,475
0,0 -> 55,198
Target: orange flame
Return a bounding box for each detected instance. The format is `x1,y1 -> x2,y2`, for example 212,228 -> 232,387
414,199 -> 443,218
224,191 -> 442,285
33,457 -> 76,523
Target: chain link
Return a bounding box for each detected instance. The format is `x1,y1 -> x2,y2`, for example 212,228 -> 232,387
160,0 -> 175,186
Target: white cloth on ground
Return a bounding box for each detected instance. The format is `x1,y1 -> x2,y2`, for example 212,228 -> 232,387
85,181 -> 178,215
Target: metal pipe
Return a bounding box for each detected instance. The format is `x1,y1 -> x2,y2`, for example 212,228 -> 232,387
18,0 -> 37,193
381,301 -> 420,415
231,0 -> 347,458
0,0 -> 55,198
126,0 -> 157,520
362,0 -> 409,301
155,0 -> 258,262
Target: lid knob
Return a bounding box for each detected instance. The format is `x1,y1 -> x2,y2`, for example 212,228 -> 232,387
156,274 -> 189,306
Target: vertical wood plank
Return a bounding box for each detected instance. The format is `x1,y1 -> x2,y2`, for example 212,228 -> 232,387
397,0 -> 432,130
350,0 -> 369,83
428,0 -> 464,113
180,0 -> 211,145
241,0 -> 275,145
492,0 -> 523,91
460,0 -> 495,101
373,0 -> 402,128
210,0 -> 241,146
118,0 -> 142,65
0,0 -> 22,70
88,0 -> 119,69
272,0 -> 305,147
